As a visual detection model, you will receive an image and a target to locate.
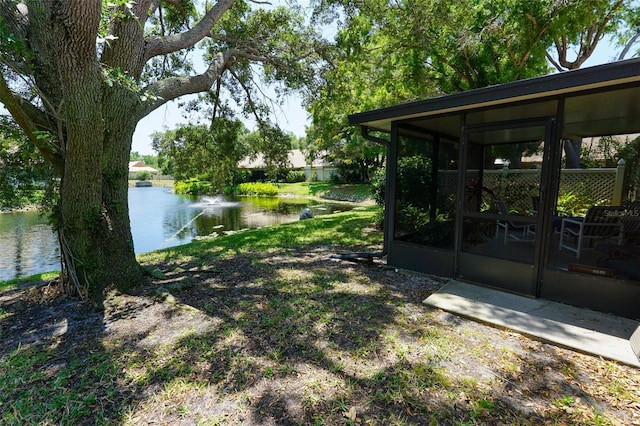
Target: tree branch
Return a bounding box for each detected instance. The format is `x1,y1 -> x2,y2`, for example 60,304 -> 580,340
618,31 -> 640,60
211,34 -> 320,75
552,0 -> 623,70
545,50 -> 563,72
138,50 -> 233,118
548,36 -> 567,72
228,66 -> 269,127
143,0 -> 236,61
138,41 -> 284,120
431,52 -> 472,90
0,73 -> 64,171
210,77 -> 222,128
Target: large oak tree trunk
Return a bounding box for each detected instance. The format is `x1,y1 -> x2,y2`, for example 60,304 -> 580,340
97,88 -> 144,298
46,1 -> 142,300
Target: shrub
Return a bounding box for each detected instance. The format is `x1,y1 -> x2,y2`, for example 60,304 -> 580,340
619,135 -> 640,201
329,172 -> 342,184
371,167 -> 386,206
371,156 -> 432,207
136,171 -> 151,181
174,178 -> 212,195
235,182 -> 279,196
396,156 -> 432,206
556,187 -> 607,217
285,170 -> 306,183
232,170 -> 253,185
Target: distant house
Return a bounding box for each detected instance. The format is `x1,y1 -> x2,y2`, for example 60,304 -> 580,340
128,161 -> 159,179
238,149 -> 338,181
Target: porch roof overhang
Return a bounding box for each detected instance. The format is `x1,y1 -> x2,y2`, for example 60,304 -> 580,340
348,58 -> 640,140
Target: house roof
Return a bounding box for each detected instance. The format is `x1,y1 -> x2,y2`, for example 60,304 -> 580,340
128,161 -> 159,173
348,58 -> 640,142
238,150 -> 332,169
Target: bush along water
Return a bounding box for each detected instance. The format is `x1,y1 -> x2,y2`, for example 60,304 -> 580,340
235,182 -> 279,196
174,178 -> 212,195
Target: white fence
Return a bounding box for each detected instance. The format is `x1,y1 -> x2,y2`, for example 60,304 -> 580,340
439,161 -> 626,213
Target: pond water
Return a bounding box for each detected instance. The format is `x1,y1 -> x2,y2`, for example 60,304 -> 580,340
0,187 -> 350,281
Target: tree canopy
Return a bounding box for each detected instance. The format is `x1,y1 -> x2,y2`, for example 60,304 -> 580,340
305,0 -> 637,173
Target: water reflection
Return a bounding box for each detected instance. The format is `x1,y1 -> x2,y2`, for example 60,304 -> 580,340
0,187 -> 350,280
0,211 -> 60,280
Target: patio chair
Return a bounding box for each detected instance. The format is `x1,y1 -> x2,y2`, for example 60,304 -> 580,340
494,199 -> 534,245
559,205 -> 624,258
595,202 -> 640,279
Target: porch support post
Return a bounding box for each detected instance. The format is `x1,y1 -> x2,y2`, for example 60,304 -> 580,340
453,114 -> 468,276
613,158 -> 626,205
384,122 -> 399,255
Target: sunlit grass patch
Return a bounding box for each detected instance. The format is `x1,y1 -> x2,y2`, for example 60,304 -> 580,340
277,181 -> 331,196
585,359 -> 640,410
497,346 -> 522,376
0,272 -> 59,291
278,182 -> 373,202
138,206 -> 381,269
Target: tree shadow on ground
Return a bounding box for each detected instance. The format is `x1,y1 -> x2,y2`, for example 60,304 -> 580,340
0,283 -> 124,424
1,247 -> 638,424
120,248 -> 638,424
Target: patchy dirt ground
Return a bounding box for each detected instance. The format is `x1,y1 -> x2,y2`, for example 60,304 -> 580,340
1,247 -> 640,425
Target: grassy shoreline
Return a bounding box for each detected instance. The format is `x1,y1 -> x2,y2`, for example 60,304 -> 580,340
276,182 -> 372,203
2,206 -> 639,425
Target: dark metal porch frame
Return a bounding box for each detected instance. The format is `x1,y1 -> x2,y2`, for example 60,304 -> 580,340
457,117 -> 556,298
349,58 -> 640,319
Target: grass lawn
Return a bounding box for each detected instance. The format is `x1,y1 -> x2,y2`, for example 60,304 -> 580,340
1,206 -> 639,425
278,182 -> 372,202
0,272 -> 58,292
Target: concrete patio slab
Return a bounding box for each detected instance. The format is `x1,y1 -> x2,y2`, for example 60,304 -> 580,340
424,280 -> 640,368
